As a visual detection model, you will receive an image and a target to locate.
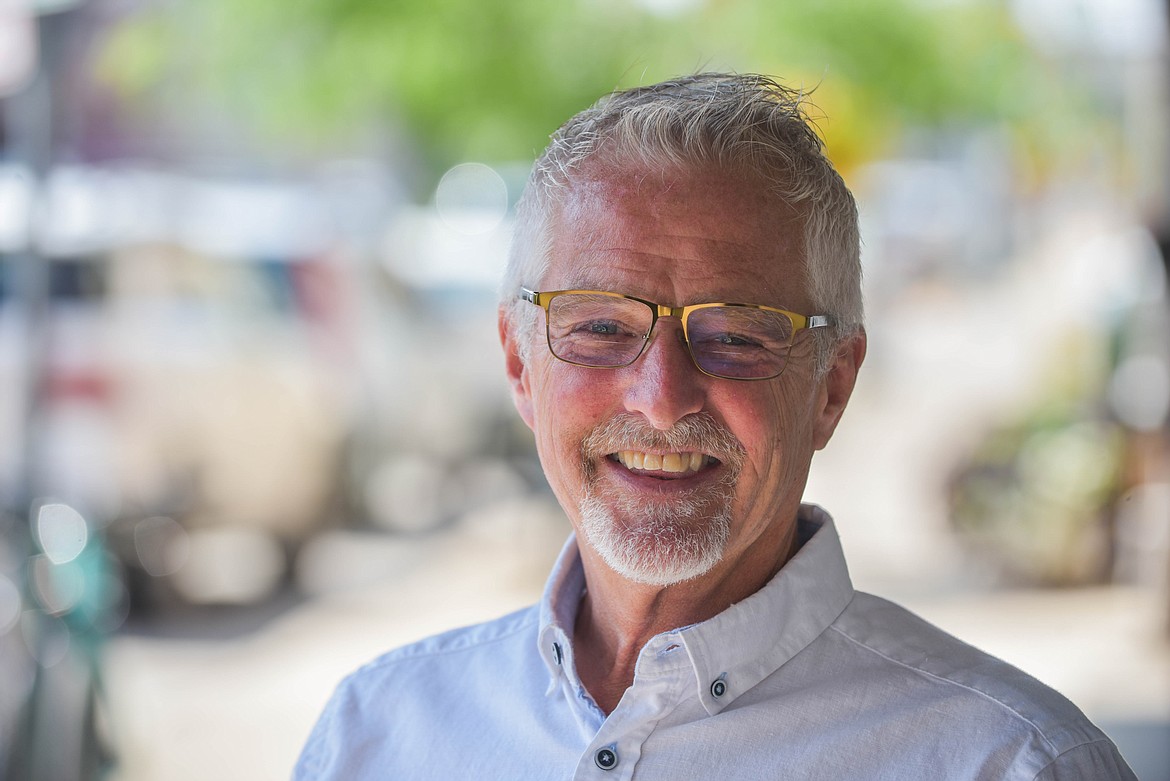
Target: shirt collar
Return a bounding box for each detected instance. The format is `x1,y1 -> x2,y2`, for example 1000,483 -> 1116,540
537,534 -> 587,691
678,504 -> 854,714
536,504 -> 855,713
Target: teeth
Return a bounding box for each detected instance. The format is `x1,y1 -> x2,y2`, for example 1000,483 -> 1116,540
616,450 -> 707,474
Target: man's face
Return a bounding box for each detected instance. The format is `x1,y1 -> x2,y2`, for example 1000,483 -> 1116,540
502,165 -> 863,591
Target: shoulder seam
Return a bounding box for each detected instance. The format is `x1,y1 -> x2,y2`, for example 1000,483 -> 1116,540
1029,739 -> 1123,781
828,624 -> 1060,755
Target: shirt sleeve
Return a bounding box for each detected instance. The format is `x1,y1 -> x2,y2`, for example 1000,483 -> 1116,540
1031,740 -> 1139,781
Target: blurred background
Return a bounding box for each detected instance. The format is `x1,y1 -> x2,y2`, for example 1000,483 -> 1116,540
1,0 -> 1168,778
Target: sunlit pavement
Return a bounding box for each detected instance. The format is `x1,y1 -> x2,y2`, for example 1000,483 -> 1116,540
103,208 -> 1170,780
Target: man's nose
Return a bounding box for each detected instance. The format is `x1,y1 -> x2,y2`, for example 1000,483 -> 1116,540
620,319 -> 706,430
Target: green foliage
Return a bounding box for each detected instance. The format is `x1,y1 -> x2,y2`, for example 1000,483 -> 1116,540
97,0 -> 1084,182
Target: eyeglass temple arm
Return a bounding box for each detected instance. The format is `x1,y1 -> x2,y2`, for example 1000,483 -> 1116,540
519,288 -> 541,306
807,315 -> 834,329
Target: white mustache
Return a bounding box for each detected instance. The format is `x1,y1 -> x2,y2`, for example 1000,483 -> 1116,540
581,412 -> 746,471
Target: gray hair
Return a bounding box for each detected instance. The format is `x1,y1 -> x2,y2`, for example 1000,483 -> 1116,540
502,72 -> 863,374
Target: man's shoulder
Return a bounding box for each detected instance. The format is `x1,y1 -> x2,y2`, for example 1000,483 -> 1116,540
352,603 -> 541,679
295,604 -> 555,780
315,603 -> 544,739
830,591 -> 1111,755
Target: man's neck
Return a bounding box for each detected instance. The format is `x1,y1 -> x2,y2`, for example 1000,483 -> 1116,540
570,531 -> 797,715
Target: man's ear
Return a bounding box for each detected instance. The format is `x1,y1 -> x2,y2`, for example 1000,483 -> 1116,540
812,329 -> 866,451
499,308 -> 535,430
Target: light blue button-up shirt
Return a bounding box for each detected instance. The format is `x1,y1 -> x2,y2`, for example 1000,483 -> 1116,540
294,505 -> 1136,780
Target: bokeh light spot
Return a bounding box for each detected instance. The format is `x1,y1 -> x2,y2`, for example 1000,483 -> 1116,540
133,516 -> 190,577
434,162 -> 508,235
1109,355 -> 1170,432
35,502 -> 89,565
29,554 -> 85,616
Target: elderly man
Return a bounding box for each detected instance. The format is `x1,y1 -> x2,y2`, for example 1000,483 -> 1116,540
296,73 -> 1135,780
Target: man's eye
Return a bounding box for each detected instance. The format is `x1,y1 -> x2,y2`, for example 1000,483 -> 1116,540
581,321 -> 620,335
712,333 -> 761,347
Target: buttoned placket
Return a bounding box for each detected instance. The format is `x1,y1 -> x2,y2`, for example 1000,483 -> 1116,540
567,634 -> 692,780
683,632 -> 740,717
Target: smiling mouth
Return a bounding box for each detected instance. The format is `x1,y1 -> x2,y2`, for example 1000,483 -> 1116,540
610,450 -> 718,476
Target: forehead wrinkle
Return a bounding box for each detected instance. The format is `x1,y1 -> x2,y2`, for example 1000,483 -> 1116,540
559,242 -> 808,309
560,215 -> 795,275
554,165 -> 803,245
562,189 -> 805,275
550,251 -> 807,312
554,274 -> 804,314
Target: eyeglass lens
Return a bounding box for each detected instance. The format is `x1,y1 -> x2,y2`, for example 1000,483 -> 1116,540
545,293 -> 796,379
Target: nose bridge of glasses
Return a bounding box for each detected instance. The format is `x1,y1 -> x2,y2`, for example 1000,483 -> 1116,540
655,303 -> 687,319
645,303 -> 689,344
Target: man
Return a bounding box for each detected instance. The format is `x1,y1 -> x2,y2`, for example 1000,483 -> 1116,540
296,73 -> 1136,779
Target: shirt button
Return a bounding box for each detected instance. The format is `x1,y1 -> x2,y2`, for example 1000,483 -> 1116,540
594,746 -> 618,770
710,677 -> 727,698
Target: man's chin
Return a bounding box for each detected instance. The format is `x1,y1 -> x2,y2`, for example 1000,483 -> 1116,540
577,494 -> 731,587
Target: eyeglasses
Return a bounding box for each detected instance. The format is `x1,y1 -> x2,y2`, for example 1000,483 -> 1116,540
520,288 -> 834,381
